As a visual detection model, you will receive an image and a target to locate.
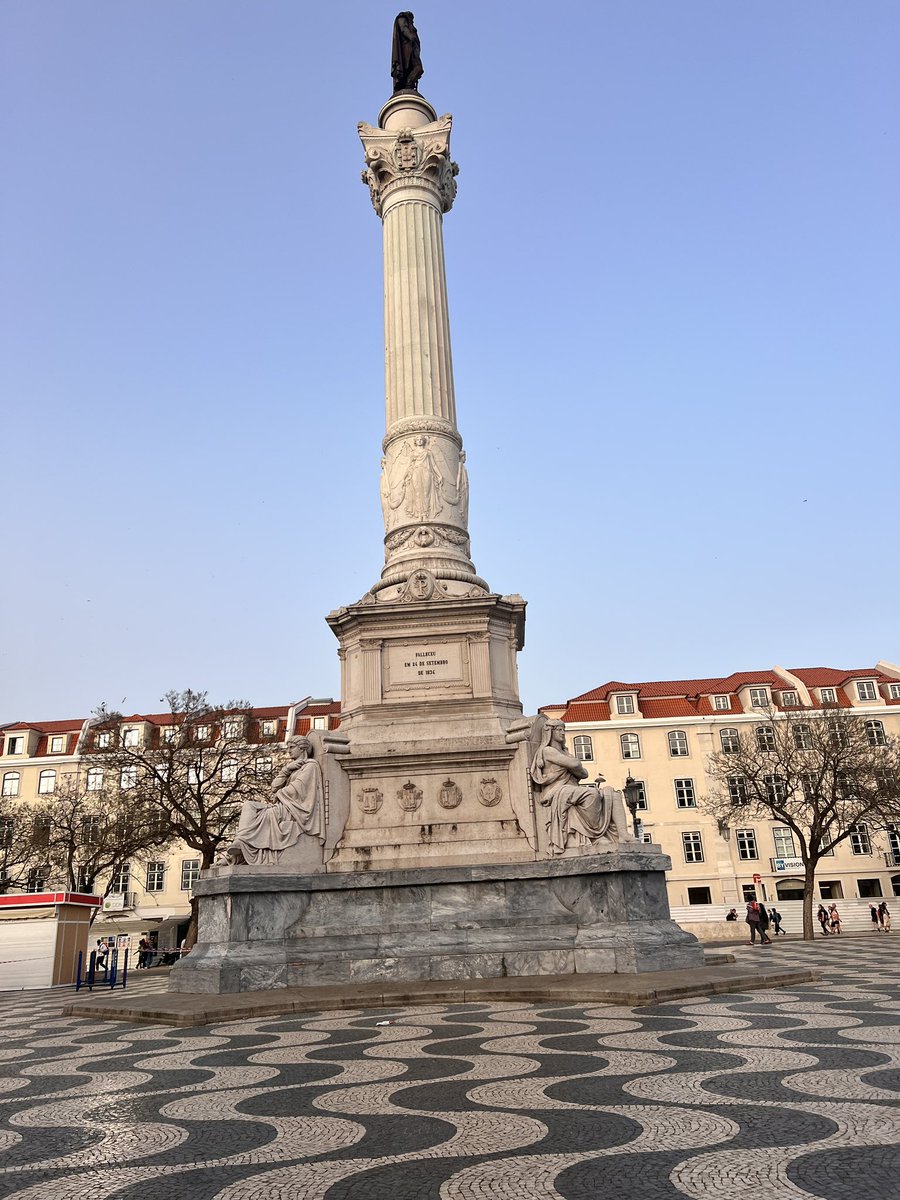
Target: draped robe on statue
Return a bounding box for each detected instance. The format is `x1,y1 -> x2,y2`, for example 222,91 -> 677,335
231,758 -> 325,865
530,740 -> 614,855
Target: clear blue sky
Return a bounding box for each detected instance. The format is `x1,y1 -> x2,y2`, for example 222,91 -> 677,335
2,1 -> 898,721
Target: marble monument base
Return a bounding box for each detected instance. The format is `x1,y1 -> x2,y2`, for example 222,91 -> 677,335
169,848 -> 704,994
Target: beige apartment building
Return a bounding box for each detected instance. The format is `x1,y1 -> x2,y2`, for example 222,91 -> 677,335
0,698 -> 340,952
541,661 -> 900,909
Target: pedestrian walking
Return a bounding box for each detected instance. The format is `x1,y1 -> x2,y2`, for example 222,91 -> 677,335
94,939 -> 108,977
879,901 -> 891,932
770,907 -> 786,936
137,936 -> 152,969
828,904 -> 842,934
816,904 -> 830,936
871,904 -> 880,930
746,901 -> 772,945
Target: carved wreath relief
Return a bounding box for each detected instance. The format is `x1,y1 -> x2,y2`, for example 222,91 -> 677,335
397,780 -> 423,812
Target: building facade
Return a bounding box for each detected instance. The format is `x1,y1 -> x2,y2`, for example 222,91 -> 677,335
541,662 -> 900,908
0,698 -> 340,951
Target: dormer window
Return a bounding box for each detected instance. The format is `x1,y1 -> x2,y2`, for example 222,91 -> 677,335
96,731 -> 111,749
122,728 -> 139,748
5,737 -> 23,756
749,687 -> 769,708
820,687 -> 837,704
49,736 -> 65,754
890,684 -> 900,700
856,681 -> 877,702
223,719 -> 242,740
162,727 -> 177,744
615,695 -> 635,715
260,720 -> 277,737
781,690 -> 799,707
712,695 -> 730,711
195,725 -> 211,742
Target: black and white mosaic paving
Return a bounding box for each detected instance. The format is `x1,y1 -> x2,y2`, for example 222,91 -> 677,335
2,939 -> 900,1199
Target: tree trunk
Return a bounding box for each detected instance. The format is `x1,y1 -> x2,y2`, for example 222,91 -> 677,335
802,862 -> 817,940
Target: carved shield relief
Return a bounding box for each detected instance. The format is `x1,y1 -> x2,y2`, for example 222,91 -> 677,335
438,779 -> 463,809
478,777 -> 503,807
397,780 -> 423,812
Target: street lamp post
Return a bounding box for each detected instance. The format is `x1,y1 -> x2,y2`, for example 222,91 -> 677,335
622,775 -> 643,840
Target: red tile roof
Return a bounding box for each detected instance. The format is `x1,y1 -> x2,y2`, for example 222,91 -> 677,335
3,719 -> 85,733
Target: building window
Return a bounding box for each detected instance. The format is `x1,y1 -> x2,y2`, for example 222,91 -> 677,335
849,824 -> 871,855
0,817 -> 12,848
121,728 -> 139,748
255,756 -> 273,778
181,859 -> 201,891
96,731 -> 111,749
682,831 -> 704,863
187,763 -> 204,786
110,862 -> 130,893
195,725 -> 211,743
668,730 -> 689,757
312,717 -> 327,730
781,690 -> 799,707
221,758 -> 238,783
81,816 -> 103,844
145,862 -> 166,892
828,719 -> 849,749
890,684 -> 900,700
162,726 -> 178,744
49,736 -> 65,754
749,687 -> 769,708
687,886 -> 712,904
765,774 -> 786,804
615,695 -> 635,715
865,720 -> 887,747
629,780 -> 648,810
800,771 -> 818,802
86,767 -> 104,792
26,868 -> 49,893
820,687 -> 837,704
32,815 -> 52,847
888,826 -> 900,862
120,765 -> 138,790
37,769 -> 56,795
773,826 -> 795,858
756,725 -> 776,752
728,775 -> 748,804
713,694 -> 730,711
223,719 -> 242,740
857,681 -> 877,702
620,733 -> 641,760
2,772 -> 20,798
674,778 -> 696,808
719,728 -> 740,754
792,724 -> 813,750
5,737 -> 24,755
260,720 -> 277,737
573,735 -> 593,762
736,828 -> 758,860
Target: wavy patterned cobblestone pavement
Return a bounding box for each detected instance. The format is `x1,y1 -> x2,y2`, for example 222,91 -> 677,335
1,940 -> 900,1199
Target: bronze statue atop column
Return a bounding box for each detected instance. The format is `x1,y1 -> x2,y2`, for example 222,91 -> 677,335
391,12 -> 423,92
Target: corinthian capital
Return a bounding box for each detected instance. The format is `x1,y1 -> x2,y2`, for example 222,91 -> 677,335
359,113 -> 459,217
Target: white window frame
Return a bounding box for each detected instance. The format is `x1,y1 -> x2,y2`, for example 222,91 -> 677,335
736,828 -> 758,861
849,824 -> 871,855
110,862 -> 131,894
615,694 -> 635,715
668,730 -> 689,758
856,681 -> 877,702
96,731 -> 111,749
5,736 -> 24,755
2,772 -> 20,798
749,687 -> 769,708
781,690 -> 799,707
772,826 -> 795,858
727,775 -> 748,804
673,778 -> 696,808
712,694 -> 730,711
49,735 -> 65,754
756,725 -> 776,752
255,756 -> 273,779
222,719 -> 242,740
865,719 -> 886,747
630,780 -> 648,811
890,684 -> 900,700
195,724 -> 211,743
122,728 -> 139,748
719,727 -> 740,754
37,769 -> 56,795
180,859 -> 201,891
764,773 -> 786,804
221,758 -> 238,784
145,861 -> 166,892
260,719 -> 277,737
311,716 -> 327,730
86,767 -> 104,792
119,765 -> 138,791
682,831 -> 704,863
620,732 -> 641,760
573,735 -> 594,762
793,723 -> 813,750
820,687 -> 837,704
161,726 -> 178,744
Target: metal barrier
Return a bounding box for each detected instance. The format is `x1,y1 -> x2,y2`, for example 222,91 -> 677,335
75,948 -> 129,992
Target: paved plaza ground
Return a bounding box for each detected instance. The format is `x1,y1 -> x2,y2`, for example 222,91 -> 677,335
1,938 -> 899,1199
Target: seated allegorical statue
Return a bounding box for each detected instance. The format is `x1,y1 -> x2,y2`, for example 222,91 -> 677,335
222,735 -> 325,866
529,720 -> 632,855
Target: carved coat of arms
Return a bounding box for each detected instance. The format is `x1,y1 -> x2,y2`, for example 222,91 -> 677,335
358,787 -> 383,815
438,779 -> 463,809
397,780 -> 423,812
478,777 -> 502,807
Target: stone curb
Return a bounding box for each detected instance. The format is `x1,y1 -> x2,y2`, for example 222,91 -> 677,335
60,965 -> 819,1028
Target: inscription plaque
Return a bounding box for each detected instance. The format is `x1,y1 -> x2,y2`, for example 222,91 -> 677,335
387,640 -> 463,685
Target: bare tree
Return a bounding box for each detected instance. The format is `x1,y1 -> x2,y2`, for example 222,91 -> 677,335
704,704 -> 900,939
0,796 -> 50,894
83,690 -> 267,944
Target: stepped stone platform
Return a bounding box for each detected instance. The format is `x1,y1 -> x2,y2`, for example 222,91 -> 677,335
61,958 -> 818,1027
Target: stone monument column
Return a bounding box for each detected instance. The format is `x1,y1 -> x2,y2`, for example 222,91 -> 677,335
360,94 -> 487,599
